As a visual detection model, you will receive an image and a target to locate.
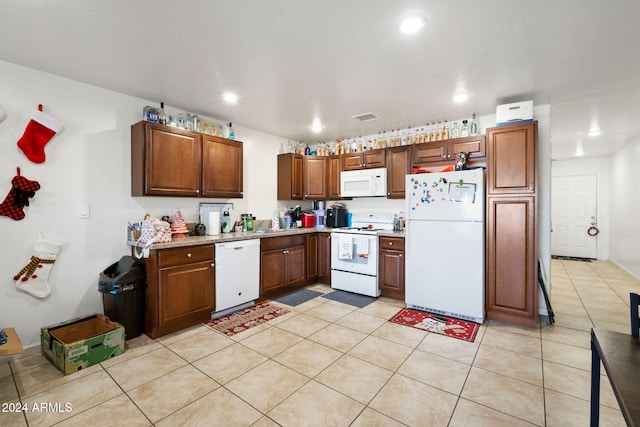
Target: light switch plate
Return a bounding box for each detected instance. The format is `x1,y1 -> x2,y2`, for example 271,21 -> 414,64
78,204 -> 91,219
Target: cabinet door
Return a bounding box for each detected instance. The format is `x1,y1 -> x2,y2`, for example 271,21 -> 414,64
285,245 -> 306,287
303,157 -> 328,200
448,135 -> 486,160
306,234 -> 318,282
132,122 -> 201,197
328,155 -> 342,199
486,196 -> 538,328
364,149 -> 386,168
412,142 -> 447,165
260,249 -> 285,294
342,153 -> 364,171
386,146 -> 411,198
202,136 -> 243,198
379,237 -> 405,300
277,154 -> 304,200
487,122 -> 537,195
318,233 -> 331,284
158,261 -> 214,326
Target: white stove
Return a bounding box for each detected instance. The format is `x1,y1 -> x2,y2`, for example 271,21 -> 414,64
330,212 -> 395,297
331,212 -> 395,235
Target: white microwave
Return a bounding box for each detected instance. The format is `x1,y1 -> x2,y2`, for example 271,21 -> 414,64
340,167 -> 387,198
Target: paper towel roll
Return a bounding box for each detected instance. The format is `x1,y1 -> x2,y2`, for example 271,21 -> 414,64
207,211 -> 220,236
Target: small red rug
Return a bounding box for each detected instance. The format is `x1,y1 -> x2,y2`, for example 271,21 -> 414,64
389,308 -> 480,342
204,303 -> 290,337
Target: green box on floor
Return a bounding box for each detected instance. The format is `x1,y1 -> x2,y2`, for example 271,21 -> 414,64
41,314 -> 125,375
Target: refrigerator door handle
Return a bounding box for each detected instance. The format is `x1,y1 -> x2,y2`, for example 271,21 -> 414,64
405,221 -> 411,260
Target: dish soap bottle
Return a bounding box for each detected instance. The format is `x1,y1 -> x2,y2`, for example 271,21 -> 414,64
227,122 -> 235,140
245,215 -> 253,231
272,210 -> 280,231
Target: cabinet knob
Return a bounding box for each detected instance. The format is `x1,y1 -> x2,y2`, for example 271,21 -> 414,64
389,242 -> 393,246
399,254 -> 403,258
196,189 -> 200,193
211,263 -> 215,267
187,253 -> 192,258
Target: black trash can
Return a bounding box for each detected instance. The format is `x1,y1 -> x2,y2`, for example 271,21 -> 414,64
99,256 -> 146,340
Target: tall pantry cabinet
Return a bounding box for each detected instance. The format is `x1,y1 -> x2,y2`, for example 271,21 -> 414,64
486,121 -> 538,328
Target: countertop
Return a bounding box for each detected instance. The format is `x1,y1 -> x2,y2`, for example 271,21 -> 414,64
128,227 -> 404,250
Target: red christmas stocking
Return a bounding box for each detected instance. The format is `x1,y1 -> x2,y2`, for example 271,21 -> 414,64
17,105 -> 64,164
0,168 -> 40,220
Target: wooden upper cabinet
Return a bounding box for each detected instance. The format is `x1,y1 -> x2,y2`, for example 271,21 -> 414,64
328,155 -> 342,199
486,122 -> 537,195
449,135 -> 486,159
412,135 -> 486,167
303,156 -> 328,200
341,149 -> 386,171
278,154 -> 329,200
277,153 -> 304,200
202,135 -> 243,198
386,146 -> 411,199
132,121 -> 201,196
131,121 -> 243,198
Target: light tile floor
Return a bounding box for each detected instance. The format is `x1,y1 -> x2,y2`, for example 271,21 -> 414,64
2,259 -> 638,426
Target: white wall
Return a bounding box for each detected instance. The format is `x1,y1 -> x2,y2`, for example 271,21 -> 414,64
609,135 -> 640,277
0,60 -> 286,348
551,157 -> 610,261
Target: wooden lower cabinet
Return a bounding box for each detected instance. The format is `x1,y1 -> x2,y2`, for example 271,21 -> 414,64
139,245 -> 215,338
317,233 -> 331,284
378,237 -> 405,300
306,234 -> 318,282
486,196 -> 538,328
260,235 -> 306,297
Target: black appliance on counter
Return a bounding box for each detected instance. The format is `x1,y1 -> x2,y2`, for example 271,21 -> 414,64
326,208 -> 348,228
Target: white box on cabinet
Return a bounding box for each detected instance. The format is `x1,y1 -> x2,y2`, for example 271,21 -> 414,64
496,100 -> 533,126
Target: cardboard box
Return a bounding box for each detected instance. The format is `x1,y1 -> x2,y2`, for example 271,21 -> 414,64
496,100 -> 533,126
0,328 -> 25,356
41,314 -> 125,375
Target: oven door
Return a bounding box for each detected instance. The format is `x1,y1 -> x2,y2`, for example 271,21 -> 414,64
330,232 -> 378,276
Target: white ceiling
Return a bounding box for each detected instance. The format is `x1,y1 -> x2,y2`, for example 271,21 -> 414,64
1,0 -> 639,160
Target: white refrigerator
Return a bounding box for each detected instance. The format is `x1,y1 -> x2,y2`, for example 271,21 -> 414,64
405,169 -> 485,324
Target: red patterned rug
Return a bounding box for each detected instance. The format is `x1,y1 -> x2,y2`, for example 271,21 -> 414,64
389,308 -> 480,342
204,303 -> 290,337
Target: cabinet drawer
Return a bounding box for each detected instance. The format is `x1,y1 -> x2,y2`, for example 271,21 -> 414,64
379,237 -> 404,251
158,245 -> 213,268
261,235 -> 306,251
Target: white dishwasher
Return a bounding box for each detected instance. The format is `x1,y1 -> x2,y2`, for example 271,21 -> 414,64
214,239 -> 260,314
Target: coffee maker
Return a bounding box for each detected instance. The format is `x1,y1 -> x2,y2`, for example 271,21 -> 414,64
326,207 -> 348,228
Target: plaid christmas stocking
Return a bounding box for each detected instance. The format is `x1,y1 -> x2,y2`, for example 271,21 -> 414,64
14,234 -> 62,298
0,168 -> 40,220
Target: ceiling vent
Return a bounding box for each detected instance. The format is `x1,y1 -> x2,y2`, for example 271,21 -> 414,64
352,112 -> 380,122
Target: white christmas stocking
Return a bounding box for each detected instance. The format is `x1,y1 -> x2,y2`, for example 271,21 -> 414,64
14,235 -> 62,298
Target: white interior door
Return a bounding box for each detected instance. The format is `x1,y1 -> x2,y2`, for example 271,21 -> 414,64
551,175 -> 597,258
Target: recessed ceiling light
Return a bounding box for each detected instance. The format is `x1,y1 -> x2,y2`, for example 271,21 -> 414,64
223,92 -> 238,104
400,15 -> 425,34
453,92 -> 469,103
588,129 -> 601,137
311,124 -> 323,133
